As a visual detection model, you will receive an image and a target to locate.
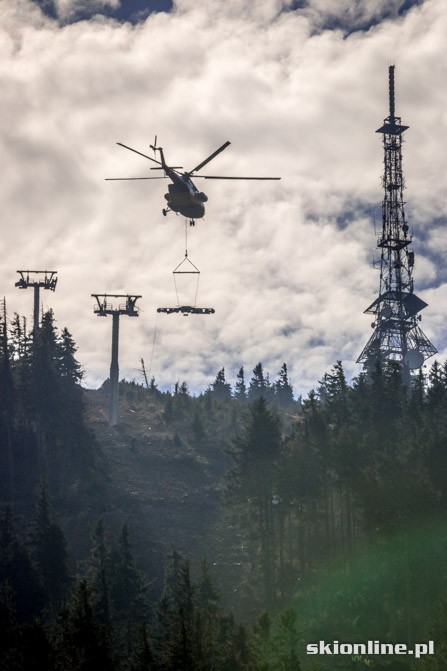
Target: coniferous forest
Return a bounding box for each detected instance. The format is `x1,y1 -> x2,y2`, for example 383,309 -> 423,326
2,304 -> 447,670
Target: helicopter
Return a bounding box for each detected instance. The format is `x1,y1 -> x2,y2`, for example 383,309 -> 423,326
106,138 -> 281,225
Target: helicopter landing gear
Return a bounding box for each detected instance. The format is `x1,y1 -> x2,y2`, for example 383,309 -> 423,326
189,219 -> 195,227
162,206 -> 171,217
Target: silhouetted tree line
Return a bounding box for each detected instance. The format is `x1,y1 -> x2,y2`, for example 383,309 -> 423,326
3,299 -> 447,667
1,485 -> 288,671
0,303 -> 104,512
210,363 -> 295,407
226,360 -> 447,667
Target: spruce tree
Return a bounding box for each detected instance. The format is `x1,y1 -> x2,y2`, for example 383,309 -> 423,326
0,504 -> 44,622
248,362 -> 269,401
234,367 -> 247,401
58,327 -> 83,384
56,580 -> 115,671
211,368 -> 232,401
110,524 -> 148,624
28,483 -> 70,614
274,363 -> 294,407
191,411 -> 206,443
87,519 -> 112,629
0,302 -> 15,501
129,625 -> 158,671
229,398 -> 282,607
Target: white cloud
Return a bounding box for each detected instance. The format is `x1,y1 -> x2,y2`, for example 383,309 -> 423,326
1,0 -> 446,397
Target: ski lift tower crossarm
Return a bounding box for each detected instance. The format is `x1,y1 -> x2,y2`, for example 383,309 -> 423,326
91,293 -> 142,425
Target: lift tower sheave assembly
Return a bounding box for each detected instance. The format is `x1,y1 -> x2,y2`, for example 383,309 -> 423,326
92,293 -> 141,426
15,270 -> 58,332
357,66 -> 436,378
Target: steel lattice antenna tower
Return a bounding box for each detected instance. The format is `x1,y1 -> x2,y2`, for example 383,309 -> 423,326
92,293 -> 141,426
357,66 -> 437,379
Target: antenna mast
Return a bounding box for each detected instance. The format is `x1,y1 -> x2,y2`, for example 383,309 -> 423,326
92,293 -> 141,425
357,66 -> 436,379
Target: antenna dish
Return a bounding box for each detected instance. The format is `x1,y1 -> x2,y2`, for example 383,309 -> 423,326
404,349 -> 424,370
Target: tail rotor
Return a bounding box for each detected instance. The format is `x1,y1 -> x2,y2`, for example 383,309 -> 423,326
150,135 -> 158,154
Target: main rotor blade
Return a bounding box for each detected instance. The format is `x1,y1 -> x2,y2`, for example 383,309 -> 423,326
193,175 -> 281,180
105,177 -> 167,180
189,141 -> 231,174
117,142 -> 162,166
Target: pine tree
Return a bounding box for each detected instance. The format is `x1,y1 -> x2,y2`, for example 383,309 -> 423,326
0,581 -> 21,671
155,551 -> 200,671
0,504 -> 44,622
0,300 -> 14,417
164,395 -> 173,423
269,607 -> 302,671
427,360 -> 446,408
110,524 -> 148,624
28,482 -> 70,614
191,411 -> 206,443
56,580 -> 115,671
211,368 -> 232,401
229,398 -> 282,607
87,519 -> 112,629
218,613 -> 253,671
274,363 -> 294,407
21,619 -> 54,671
9,312 -> 29,361
234,367 -> 247,401
248,363 -> 269,401
0,302 -> 15,502
58,328 -> 83,384
129,625 -> 158,671
27,310 -> 61,421
194,560 -> 220,670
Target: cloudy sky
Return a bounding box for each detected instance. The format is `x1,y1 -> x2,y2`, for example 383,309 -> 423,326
1,0 -> 446,396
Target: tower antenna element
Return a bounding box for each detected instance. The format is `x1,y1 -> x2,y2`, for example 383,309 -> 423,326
357,66 -> 437,379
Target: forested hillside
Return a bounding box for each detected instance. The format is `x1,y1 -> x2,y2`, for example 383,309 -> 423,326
1,306 -> 447,669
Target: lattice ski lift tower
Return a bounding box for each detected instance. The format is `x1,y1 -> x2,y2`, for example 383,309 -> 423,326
357,66 -> 437,379
92,293 -> 141,425
15,270 -> 58,332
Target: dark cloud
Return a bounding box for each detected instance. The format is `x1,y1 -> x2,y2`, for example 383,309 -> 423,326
32,0 -> 173,24
285,0 -> 425,34
32,0 -> 423,30
36,0 -> 58,19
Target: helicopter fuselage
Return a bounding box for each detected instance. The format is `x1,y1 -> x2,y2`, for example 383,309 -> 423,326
164,169 -> 208,220
108,139 -> 280,224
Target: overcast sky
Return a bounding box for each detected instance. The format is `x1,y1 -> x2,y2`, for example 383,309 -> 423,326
1,0 -> 446,396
